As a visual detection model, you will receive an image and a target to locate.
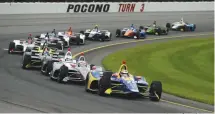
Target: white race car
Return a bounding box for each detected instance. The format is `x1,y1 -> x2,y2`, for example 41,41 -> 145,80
58,31 -> 85,46
84,29 -> 112,42
49,50 -> 102,83
166,18 -> 196,32
8,39 -> 36,54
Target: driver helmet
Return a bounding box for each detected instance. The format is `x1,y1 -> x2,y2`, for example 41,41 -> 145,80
120,69 -> 128,75
120,69 -> 129,78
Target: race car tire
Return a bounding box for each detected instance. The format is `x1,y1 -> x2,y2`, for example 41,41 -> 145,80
135,31 -> 140,39
149,81 -> 162,101
8,42 -> 15,54
41,62 -> 47,75
98,71 -> 113,96
56,43 -> 63,50
178,26 -> 185,32
57,65 -> 68,83
193,24 -> 196,31
166,23 -> 171,30
155,28 -> 161,35
43,61 -> 53,76
22,55 -> 31,69
80,31 -> 84,34
76,36 -> 81,45
107,33 -> 112,41
139,26 -> 144,30
100,33 -> 106,42
116,29 -> 121,37
46,61 -> 53,76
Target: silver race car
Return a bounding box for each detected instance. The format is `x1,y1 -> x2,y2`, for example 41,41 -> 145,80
83,28 -> 112,42
49,50 -> 103,83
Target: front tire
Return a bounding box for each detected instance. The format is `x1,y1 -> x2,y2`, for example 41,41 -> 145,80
57,65 -> 68,83
149,81 -> 162,101
22,55 -> 31,69
116,29 -> 121,37
98,71 -> 112,96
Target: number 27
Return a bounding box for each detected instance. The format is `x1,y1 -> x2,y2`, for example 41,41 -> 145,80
140,4 -> 145,12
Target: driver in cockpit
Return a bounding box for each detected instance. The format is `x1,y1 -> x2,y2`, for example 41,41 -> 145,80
119,69 -> 129,78
153,21 -> 156,27
180,18 -> 186,25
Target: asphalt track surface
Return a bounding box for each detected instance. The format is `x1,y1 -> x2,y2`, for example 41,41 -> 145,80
0,11 -> 214,113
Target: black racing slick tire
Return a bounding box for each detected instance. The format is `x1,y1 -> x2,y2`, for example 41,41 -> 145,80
22,55 -> 31,69
8,42 -> 15,54
57,65 -> 68,83
116,29 -> 121,37
166,23 -> 171,30
98,71 -> 113,96
149,81 -> 162,101
80,31 -> 84,34
76,36 -> 81,45
56,43 -> 62,50
45,61 -> 53,76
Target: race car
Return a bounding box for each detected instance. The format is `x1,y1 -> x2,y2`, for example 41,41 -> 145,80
49,50 -> 103,83
144,25 -> 168,35
8,38 -> 35,54
85,61 -> 162,101
166,18 -> 196,32
116,26 -> 146,39
83,28 -> 112,42
37,33 -> 64,50
21,43 -> 57,69
41,51 -> 65,76
58,31 -> 85,45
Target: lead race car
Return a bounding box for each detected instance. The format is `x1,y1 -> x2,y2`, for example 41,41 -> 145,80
85,61 -> 162,101
166,18 -> 196,32
116,24 -> 146,39
83,25 -> 112,42
49,50 -> 103,83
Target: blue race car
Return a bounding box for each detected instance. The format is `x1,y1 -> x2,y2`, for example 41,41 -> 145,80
85,61 -> 162,101
116,25 -> 146,39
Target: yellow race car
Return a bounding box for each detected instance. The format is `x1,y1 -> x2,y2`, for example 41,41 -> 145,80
21,43 -> 57,69
85,61 -> 162,101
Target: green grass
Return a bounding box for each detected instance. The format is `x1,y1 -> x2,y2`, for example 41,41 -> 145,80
102,37 -> 214,105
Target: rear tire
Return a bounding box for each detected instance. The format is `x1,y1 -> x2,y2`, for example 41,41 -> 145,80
166,23 -> 171,30
8,42 -> 15,54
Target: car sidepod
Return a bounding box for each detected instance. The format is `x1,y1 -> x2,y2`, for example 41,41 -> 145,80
85,71 -> 101,92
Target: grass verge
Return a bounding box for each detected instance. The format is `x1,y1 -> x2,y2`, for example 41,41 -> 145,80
102,37 -> 214,105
